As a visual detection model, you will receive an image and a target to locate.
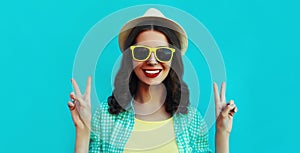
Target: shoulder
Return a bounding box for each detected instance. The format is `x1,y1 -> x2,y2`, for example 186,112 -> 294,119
91,101 -> 133,125
186,105 -> 209,134
173,105 -> 206,129
92,102 -> 109,119
186,105 -> 204,121
91,102 -> 114,128
184,105 -> 207,129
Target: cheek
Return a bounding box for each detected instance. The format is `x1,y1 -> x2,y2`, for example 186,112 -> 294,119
132,60 -> 144,76
162,62 -> 172,72
132,60 -> 141,69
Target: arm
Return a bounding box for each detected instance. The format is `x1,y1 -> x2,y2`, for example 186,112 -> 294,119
215,129 -> 230,153
213,82 -> 238,153
68,77 -> 92,153
74,128 -> 90,153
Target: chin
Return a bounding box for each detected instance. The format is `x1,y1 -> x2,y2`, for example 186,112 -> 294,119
140,72 -> 168,86
143,80 -> 164,86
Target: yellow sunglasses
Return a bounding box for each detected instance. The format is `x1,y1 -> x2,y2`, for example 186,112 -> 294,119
130,45 -> 176,62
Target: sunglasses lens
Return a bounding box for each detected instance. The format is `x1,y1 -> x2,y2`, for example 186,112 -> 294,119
156,48 -> 173,61
133,47 -> 150,60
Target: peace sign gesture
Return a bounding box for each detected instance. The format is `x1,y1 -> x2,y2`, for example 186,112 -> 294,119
214,82 -> 238,133
68,76 -> 92,131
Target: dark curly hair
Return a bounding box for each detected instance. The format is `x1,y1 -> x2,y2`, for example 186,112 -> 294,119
108,21 -> 190,116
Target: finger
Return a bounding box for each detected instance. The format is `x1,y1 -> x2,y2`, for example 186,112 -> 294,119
69,93 -> 81,105
70,92 -> 82,105
228,100 -> 234,105
70,92 -> 76,102
226,100 -> 235,111
227,101 -> 236,118
71,78 -> 82,96
228,112 -> 234,118
234,107 -> 238,112
229,107 -> 237,117
213,82 -> 221,117
68,101 -> 81,125
84,76 -> 92,97
220,82 -> 226,103
68,101 -> 76,111
71,94 -> 88,109
213,82 -> 220,102
221,102 -> 235,118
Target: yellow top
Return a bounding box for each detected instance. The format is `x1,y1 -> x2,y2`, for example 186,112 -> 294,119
124,117 -> 179,153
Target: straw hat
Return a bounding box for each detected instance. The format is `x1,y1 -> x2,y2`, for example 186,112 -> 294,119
118,8 -> 188,55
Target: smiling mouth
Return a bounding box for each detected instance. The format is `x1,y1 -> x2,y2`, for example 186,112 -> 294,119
143,69 -> 162,78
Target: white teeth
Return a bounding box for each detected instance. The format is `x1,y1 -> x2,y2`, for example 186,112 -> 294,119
145,70 -> 160,74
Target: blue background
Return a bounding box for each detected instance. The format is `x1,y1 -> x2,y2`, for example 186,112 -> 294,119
1,0 -> 299,152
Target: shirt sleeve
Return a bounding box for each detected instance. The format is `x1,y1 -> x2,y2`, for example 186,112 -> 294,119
89,132 -> 101,153
188,107 -> 212,153
89,106 -> 103,153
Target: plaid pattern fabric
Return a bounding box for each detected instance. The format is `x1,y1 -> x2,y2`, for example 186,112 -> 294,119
89,102 -> 212,153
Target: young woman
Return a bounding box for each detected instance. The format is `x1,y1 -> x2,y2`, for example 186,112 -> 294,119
68,8 -> 238,153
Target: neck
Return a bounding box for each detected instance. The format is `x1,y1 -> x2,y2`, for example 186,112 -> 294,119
134,81 -> 166,105
133,81 -> 169,119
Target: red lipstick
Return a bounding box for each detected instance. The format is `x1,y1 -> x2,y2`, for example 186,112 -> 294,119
143,69 -> 161,78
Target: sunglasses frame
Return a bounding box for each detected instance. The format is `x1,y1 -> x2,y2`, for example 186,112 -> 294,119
130,45 -> 176,63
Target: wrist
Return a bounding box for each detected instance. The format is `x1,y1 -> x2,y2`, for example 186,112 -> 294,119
216,128 -> 230,138
76,128 -> 90,138
215,129 -> 230,153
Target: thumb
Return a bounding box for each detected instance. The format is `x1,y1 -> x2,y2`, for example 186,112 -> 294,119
221,100 -> 235,118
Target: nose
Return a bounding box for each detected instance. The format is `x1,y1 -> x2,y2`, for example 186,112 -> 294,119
147,53 -> 158,65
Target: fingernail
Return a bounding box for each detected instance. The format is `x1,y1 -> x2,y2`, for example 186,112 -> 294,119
234,107 -> 238,112
70,92 -> 75,99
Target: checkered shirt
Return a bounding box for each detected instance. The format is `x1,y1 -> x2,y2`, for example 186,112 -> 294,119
89,102 -> 212,153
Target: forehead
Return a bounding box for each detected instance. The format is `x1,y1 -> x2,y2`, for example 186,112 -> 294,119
135,30 -> 169,47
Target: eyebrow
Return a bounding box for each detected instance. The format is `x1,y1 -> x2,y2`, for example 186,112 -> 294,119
135,45 -> 170,48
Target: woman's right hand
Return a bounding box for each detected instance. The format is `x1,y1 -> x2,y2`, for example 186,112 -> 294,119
68,76 -> 92,132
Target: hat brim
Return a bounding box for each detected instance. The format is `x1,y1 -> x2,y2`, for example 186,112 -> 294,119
118,16 -> 188,55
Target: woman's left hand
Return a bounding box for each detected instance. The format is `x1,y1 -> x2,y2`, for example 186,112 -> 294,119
214,82 -> 238,134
